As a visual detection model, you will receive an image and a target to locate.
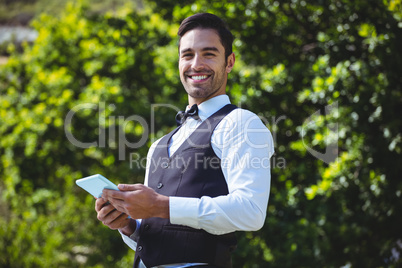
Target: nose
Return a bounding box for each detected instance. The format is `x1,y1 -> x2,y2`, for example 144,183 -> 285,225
191,54 -> 204,71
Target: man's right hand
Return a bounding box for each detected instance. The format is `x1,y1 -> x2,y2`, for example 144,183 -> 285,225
95,197 -> 135,236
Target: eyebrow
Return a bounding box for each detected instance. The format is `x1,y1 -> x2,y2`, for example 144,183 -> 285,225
180,47 -> 220,54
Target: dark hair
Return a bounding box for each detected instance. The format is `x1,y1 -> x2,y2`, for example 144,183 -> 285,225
178,13 -> 234,60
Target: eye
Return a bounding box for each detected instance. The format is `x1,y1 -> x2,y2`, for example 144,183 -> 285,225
182,53 -> 193,58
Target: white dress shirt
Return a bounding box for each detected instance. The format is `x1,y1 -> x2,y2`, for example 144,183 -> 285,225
120,95 -> 274,266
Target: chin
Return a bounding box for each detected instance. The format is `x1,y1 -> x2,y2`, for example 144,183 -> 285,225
190,90 -> 210,99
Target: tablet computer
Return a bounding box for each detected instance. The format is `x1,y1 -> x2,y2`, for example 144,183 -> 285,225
76,174 -> 119,198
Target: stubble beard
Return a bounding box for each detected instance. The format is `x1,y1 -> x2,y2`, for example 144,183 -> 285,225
185,76 -> 219,99
182,65 -> 227,100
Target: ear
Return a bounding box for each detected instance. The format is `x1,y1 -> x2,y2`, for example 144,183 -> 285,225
226,53 -> 235,73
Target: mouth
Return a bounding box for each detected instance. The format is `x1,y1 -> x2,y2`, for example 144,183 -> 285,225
187,74 -> 211,82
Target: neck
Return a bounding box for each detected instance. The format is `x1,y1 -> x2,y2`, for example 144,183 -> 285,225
188,92 -> 227,107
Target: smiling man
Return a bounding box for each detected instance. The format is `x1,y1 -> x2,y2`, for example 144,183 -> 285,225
96,13 -> 274,268
179,27 -> 235,105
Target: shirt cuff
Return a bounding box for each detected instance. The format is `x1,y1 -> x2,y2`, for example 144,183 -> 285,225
169,196 -> 199,229
118,219 -> 141,251
119,230 -> 137,251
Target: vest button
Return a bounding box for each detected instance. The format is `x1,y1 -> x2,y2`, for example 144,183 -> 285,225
157,182 -> 163,189
144,224 -> 150,231
161,162 -> 169,168
138,246 -> 143,251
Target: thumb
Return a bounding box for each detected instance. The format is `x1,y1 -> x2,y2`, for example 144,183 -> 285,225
118,184 -> 140,191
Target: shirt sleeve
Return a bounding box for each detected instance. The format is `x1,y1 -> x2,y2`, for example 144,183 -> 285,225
170,109 -> 275,235
118,219 -> 141,251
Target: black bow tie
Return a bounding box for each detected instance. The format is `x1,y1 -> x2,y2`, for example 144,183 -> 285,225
175,104 -> 200,126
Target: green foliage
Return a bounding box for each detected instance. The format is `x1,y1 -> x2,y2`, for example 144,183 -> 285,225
0,0 -> 140,24
1,0 -> 401,267
0,1 -> 181,267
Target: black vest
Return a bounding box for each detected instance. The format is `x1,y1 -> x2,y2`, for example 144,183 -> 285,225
134,104 -> 238,268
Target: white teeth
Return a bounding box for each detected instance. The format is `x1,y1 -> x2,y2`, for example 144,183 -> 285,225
191,75 -> 208,80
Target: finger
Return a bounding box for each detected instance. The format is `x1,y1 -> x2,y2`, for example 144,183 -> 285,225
98,206 -> 122,226
107,213 -> 131,230
98,203 -> 117,219
118,183 -> 143,191
103,208 -> 121,223
95,197 -> 108,212
103,189 -> 125,200
102,209 -> 129,227
107,197 -> 126,214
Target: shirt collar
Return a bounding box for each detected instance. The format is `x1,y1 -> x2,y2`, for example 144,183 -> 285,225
188,95 -> 231,121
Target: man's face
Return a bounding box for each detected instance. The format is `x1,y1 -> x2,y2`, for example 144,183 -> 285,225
179,28 -> 234,104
